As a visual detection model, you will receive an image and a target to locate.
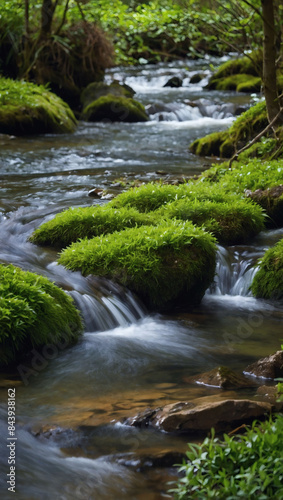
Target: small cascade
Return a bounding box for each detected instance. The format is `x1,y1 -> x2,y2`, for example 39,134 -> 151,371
209,246 -> 259,297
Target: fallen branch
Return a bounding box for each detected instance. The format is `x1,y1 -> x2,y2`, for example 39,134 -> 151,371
228,107 -> 283,168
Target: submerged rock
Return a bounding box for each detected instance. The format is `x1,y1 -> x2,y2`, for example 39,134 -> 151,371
244,351 -> 283,379
186,366 -> 256,389
124,398 -> 272,433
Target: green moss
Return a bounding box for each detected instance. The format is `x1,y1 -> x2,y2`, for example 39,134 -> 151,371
30,205 -> 159,248
207,52 -> 262,87
209,74 -> 261,92
0,78 -> 77,135
0,264 -> 82,367
58,221 -> 217,312
156,198 -> 264,245
82,95 -> 149,122
251,238 -> 283,299
81,81 -> 135,108
190,100 -> 268,158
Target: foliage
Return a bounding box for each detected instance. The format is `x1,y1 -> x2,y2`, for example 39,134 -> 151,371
30,205 -> 159,248
250,237 -> 283,299
58,220 -> 217,311
172,414 -> 283,499
157,198 -> 264,245
0,77 -> 77,135
0,264 -> 82,366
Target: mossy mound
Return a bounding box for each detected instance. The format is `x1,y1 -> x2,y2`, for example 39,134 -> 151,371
207,52 -> 262,90
82,95 -> 149,122
81,81 -> 135,109
58,221 -> 217,312
251,238 -> 283,299
207,74 -> 261,93
190,100 -> 268,158
110,181 -> 243,213
0,264 -> 82,367
30,206 -> 159,249
156,198 -> 264,245
0,78 -> 77,135
198,159 -> 283,227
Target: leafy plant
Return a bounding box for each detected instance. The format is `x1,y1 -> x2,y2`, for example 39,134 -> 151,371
172,414 -> 283,499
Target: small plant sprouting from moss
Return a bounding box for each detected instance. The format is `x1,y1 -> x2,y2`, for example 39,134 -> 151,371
0,264 -> 82,366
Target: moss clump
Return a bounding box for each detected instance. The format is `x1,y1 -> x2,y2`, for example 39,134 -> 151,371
0,78 -> 77,135
81,81 -> 135,109
0,264 -> 82,367
190,100 -> 268,158
208,74 -> 261,93
251,238 -> 283,299
156,198 -> 264,245
246,185 -> 283,228
207,52 -> 262,89
82,95 -> 149,122
30,205 -> 159,249
58,221 -> 217,312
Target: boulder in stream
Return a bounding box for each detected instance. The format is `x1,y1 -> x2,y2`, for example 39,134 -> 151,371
244,350 -> 283,379
186,366 -> 256,389
163,76 -> 183,88
58,220 -> 217,312
82,95 -> 149,122
80,81 -> 135,109
0,77 -> 77,135
124,398 -> 272,433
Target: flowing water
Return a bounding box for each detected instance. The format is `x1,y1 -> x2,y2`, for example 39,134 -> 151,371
0,58 -> 283,500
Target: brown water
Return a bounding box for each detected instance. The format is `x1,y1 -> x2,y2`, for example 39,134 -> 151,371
0,59 -> 282,500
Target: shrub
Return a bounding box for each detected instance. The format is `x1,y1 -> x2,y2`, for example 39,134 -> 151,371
0,77 -> 77,135
250,238 -> 283,299
172,414 -> 283,499
30,205 -> 159,248
0,264 -> 82,367
58,221 -> 217,311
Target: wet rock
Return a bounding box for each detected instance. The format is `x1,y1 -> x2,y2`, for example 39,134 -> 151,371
116,451 -> 186,471
256,385 -> 283,410
82,95 -> 149,123
88,188 -> 104,197
124,398 -> 272,433
244,350 -> 283,379
186,366 -> 256,389
246,185 -> 283,228
163,76 -> 183,88
190,73 -> 203,84
81,81 -> 135,109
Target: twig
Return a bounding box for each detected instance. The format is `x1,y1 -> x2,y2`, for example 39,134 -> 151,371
228,107 -> 283,169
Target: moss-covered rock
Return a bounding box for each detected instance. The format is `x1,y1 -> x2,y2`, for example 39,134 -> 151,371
190,100 -> 268,158
82,95 -> 149,122
251,238 -> 283,299
207,52 -> 262,90
156,198 -> 264,245
30,205 -> 159,249
80,81 -> 135,109
0,264 -> 82,367
0,78 -> 77,135
58,221 -> 217,312
208,74 -> 261,93
246,185 -> 283,228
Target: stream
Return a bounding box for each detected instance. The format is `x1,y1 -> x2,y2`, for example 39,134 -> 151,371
0,58 -> 283,500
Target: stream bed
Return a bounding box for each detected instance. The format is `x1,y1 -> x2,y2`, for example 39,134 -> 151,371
0,58 -> 283,500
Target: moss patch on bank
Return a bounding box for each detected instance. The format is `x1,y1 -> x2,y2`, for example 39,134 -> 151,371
0,264 -> 82,367
0,78 -> 77,135
58,221 -> 217,311
190,100 -> 268,158
82,95 -> 149,122
251,238 -> 283,299
30,206 -> 159,248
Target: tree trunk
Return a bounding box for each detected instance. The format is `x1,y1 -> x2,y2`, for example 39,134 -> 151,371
40,0 -> 55,39
261,0 -> 281,124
